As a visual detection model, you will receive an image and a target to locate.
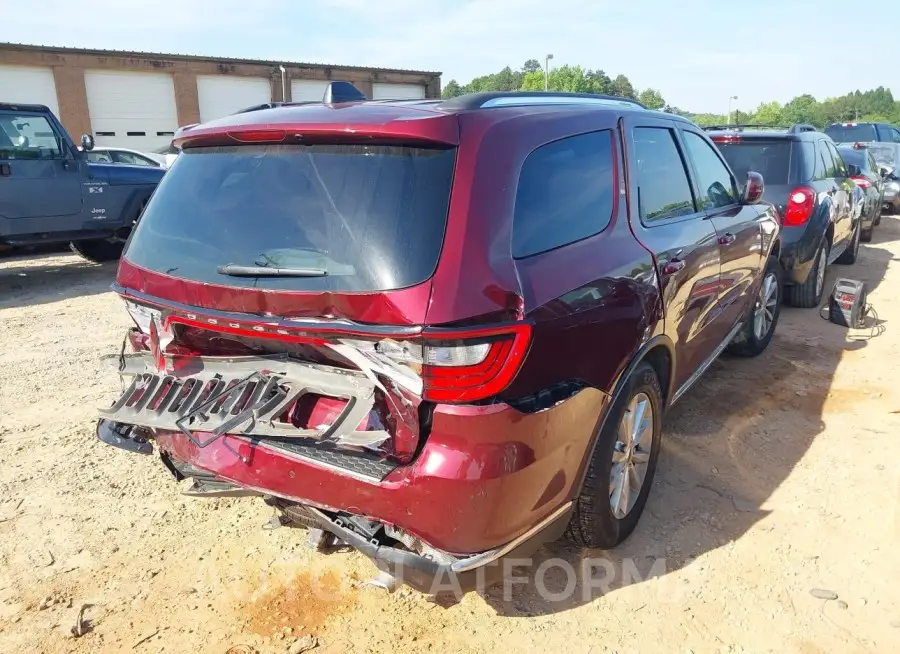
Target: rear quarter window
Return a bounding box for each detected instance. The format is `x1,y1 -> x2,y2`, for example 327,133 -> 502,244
825,124 -> 878,143
512,131 -> 616,258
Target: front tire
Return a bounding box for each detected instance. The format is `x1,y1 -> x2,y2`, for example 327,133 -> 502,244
728,255 -> 783,357
565,362 -> 663,549
785,239 -> 828,308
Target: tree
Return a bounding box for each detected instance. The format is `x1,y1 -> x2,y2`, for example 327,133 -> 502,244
638,88 -> 665,110
522,59 -> 541,74
750,101 -> 784,125
585,69 -> 612,94
609,74 -> 636,100
442,80 -> 463,99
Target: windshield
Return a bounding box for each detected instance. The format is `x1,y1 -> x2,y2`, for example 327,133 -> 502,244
825,124 -> 878,143
714,140 -> 792,185
124,143 -> 457,292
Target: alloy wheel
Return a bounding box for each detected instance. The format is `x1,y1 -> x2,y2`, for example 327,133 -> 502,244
610,392 -> 654,519
753,272 -> 779,341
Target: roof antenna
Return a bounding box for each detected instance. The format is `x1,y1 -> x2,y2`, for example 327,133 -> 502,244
323,81 -> 367,104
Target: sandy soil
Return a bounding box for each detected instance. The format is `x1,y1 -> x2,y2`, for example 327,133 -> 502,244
1,222 -> 899,654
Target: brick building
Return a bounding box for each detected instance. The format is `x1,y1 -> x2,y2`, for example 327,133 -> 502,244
0,42 -> 441,152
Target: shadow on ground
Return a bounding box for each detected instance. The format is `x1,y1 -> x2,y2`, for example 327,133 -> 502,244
483,214 -> 898,617
0,252 -> 116,311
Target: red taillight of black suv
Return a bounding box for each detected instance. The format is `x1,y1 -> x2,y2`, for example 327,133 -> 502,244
98,84 -> 782,595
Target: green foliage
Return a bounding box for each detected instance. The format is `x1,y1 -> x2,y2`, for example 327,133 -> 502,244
441,63 -> 900,128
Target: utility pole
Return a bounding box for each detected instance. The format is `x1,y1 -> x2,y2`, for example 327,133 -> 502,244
545,54 -> 554,92
728,95 -> 738,124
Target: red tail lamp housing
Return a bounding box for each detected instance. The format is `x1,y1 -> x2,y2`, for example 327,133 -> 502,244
783,186 -> 816,226
227,130 -> 287,143
851,175 -> 872,189
420,323 -> 533,403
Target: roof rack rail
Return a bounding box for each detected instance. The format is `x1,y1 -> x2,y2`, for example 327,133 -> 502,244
702,123 -> 817,134
439,91 -> 647,111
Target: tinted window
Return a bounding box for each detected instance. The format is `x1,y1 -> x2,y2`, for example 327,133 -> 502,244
633,127 -> 695,223
0,114 -> 61,160
825,124 -> 878,143
837,147 -> 864,169
801,141 -> 828,181
819,141 -> 838,177
512,131 -> 615,258
125,143 -> 456,292
682,132 -> 737,209
715,140 -> 792,185
891,128 -> 900,144
826,142 -> 848,177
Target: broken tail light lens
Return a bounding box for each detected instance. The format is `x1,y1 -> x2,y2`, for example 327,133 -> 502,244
783,186 -> 816,226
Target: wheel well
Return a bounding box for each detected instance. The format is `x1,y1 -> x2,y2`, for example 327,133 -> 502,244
825,223 -> 834,248
642,345 -> 672,408
770,238 -> 781,261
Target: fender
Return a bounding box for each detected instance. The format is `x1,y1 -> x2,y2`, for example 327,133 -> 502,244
570,332 -> 676,496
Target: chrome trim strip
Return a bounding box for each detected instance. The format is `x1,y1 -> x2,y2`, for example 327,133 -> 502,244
449,501 -> 573,573
671,321 -> 743,406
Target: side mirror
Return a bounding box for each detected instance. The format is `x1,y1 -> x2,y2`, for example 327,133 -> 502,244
881,166 -> 893,178
80,134 -> 95,152
742,171 -> 765,205
846,163 -> 862,177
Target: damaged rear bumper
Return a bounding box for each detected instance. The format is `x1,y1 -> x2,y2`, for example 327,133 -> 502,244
97,351 -> 609,586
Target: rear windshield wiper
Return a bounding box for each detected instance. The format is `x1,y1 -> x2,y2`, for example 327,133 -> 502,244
216,264 -> 327,278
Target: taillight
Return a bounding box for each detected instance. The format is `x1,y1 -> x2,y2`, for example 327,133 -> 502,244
358,324 -> 533,403
851,175 -> 872,189
226,130 -> 287,143
783,186 -> 816,226
712,135 -> 742,144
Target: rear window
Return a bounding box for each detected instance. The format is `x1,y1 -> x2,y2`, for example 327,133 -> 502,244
867,144 -> 897,167
124,143 -> 457,292
714,140 -> 792,185
825,124 -> 878,143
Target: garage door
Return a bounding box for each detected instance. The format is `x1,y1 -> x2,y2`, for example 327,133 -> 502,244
372,83 -> 426,100
0,66 -> 59,115
291,79 -> 329,102
84,70 -> 178,152
197,76 -> 271,122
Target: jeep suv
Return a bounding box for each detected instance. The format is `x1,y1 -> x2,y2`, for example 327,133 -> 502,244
706,124 -> 862,308
0,102 -> 164,261
96,86 -> 782,593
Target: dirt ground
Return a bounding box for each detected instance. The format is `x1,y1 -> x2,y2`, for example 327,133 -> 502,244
1,221 -> 899,654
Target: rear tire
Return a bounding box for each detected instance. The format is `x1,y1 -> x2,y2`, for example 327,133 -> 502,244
728,255 -> 783,357
565,362 -> 662,549
835,221 -> 860,265
69,239 -> 125,263
861,227 -> 873,242
785,239 -> 829,308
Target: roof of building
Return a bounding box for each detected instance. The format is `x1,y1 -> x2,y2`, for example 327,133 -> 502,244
0,42 -> 441,77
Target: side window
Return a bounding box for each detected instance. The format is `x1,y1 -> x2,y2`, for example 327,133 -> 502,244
681,131 -> 738,209
86,151 -> 113,163
810,142 -> 828,180
868,153 -> 878,175
818,141 -> 837,178
0,114 -> 62,160
114,151 -> 154,166
632,127 -> 696,223
891,128 -> 900,144
512,131 -> 616,259
826,142 -> 848,177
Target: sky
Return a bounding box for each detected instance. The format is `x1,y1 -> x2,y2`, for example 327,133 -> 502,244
3,0 -> 896,114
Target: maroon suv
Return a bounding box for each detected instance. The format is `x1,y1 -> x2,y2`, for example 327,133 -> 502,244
97,85 -> 782,593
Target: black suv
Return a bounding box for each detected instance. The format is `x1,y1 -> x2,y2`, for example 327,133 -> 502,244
705,124 -> 862,308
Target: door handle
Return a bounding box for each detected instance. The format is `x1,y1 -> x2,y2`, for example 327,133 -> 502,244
718,232 -> 736,246
661,259 -> 686,276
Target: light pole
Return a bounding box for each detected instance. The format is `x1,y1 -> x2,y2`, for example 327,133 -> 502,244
279,65 -> 287,102
727,95 -> 738,124
545,53 -> 554,92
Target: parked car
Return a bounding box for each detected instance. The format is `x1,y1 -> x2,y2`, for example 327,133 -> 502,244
824,121 -> 900,144
95,85 -> 782,594
837,143 -> 888,241
0,102 -> 165,262
882,166 -> 900,214
706,124 -> 862,308
85,146 -> 167,168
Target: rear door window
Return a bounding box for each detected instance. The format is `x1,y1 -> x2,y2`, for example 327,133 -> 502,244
124,143 -> 457,292
819,141 -> 838,178
512,131 -> 616,258
681,131 -> 738,209
826,141 -> 848,177
632,127 -> 696,223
